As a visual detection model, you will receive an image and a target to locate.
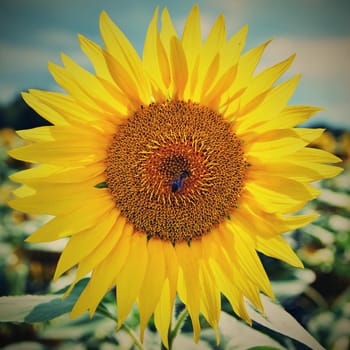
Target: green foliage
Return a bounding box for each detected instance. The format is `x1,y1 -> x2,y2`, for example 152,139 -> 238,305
0,279 -> 88,323
1,119 -> 349,349
246,295 -> 325,350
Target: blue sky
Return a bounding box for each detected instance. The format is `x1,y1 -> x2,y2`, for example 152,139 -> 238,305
1,0 -> 349,128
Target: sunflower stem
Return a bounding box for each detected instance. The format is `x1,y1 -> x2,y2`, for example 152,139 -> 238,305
96,304 -> 144,350
122,323 -> 145,350
168,308 -> 189,350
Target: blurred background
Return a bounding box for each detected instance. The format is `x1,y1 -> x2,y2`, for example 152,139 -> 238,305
0,0 -> 349,349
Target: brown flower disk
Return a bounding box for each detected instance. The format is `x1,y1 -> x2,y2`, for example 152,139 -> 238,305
105,100 -> 247,243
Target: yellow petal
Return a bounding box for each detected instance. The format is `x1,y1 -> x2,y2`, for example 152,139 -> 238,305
220,24 -> 248,74
247,105 -> 324,133
208,248 -> 250,323
235,74 -> 301,133
252,161 -> 341,182
293,128 -> 324,143
217,226 -> 265,313
200,54 -> 220,99
9,165 -> 60,184
12,185 -> 35,198
236,203 -> 319,237
226,221 -> 274,299
245,178 -> 319,213
199,262 -> 221,344
100,11 -> 151,104
25,191 -> 114,242
74,219 -> 130,282
10,164 -> 105,186
160,7 -> 178,57
103,50 -> 145,107
27,89 -> 114,128
176,241 -> 201,342
181,5 -> 201,70
48,62 -> 108,113
191,14 -> 226,101
70,224 -> 133,318
9,183 -> 99,215
290,147 -> 342,164
240,54 -> 295,106
202,64 -> 237,108
138,238 -> 166,341
116,233 -> 149,328
202,13 -> 226,60
169,37 -> 188,99
227,40 -> 271,101
163,241 -> 179,309
143,7 -> 170,88
17,127 -> 54,142
61,53 -> 129,114
245,133 -> 307,161
9,141 -> 106,166
153,242 -> 178,349
154,280 -> 172,349
21,92 -> 68,126
256,235 -> 304,268
78,33 -> 116,84
54,208 -> 118,279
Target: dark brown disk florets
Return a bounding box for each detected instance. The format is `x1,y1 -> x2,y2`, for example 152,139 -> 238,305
105,100 -> 247,243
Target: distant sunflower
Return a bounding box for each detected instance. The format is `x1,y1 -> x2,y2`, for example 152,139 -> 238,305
9,5 -> 342,348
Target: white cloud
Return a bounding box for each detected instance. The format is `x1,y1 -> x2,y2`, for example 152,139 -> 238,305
257,36 -> 350,86
0,41 -> 90,74
0,32 -> 93,103
0,42 -> 54,73
34,29 -> 80,48
253,36 -> 350,129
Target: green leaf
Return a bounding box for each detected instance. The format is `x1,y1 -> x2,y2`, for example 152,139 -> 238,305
25,278 -> 89,322
247,347 -> 282,350
0,279 -> 89,323
0,295 -> 58,322
38,314 -> 115,340
246,294 -> 326,350
215,311 -> 286,350
95,181 -> 108,188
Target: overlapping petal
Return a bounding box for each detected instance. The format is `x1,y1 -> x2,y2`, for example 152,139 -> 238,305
8,5 -> 343,349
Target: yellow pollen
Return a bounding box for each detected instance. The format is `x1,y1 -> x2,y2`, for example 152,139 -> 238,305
105,100 -> 247,243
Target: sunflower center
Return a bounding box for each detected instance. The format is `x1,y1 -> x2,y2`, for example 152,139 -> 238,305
105,100 -> 247,243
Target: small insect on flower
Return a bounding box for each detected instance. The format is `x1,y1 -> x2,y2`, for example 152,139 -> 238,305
170,170 -> 190,193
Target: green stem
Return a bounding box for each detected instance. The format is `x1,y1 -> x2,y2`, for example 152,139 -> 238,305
122,323 -> 145,350
97,305 -> 144,350
305,286 -> 328,309
168,308 -> 189,350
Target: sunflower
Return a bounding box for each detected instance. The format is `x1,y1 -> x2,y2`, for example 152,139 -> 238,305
9,5 -> 342,348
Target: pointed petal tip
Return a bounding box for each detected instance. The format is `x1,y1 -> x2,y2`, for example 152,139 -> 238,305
214,326 -> 220,345
116,319 -> 123,331
153,5 -> 160,14
62,283 -> 75,299
24,233 -> 45,243
60,52 -> 70,64
47,60 -> 60,75
100,10 -> 109,21
77,33 -> 85,43
241,23 -> 249,33
20,91 -> 29,99
6,199 -> 16,211
70,306 -> 86,319
192,4 -> 199,11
